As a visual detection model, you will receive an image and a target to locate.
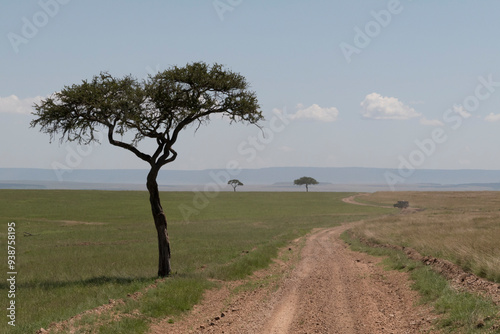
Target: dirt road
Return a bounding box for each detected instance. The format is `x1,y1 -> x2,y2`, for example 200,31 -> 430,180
151,222 -> 436,333
342,193 -> 395,209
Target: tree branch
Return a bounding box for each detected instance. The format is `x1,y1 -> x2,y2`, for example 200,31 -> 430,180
169,115 -> 195,147
151,137 -> 166,163
162,148 -> 177,166
107,123 -> 152,164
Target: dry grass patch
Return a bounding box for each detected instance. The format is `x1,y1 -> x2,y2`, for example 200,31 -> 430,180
352,192 -> 500,283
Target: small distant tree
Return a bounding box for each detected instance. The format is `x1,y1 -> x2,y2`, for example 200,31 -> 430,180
228,179 -> 243,192
294,176 -> 318,192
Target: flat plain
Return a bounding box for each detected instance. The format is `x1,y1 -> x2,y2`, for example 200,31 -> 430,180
0,190 -> 385,333
1,190 -> 499,333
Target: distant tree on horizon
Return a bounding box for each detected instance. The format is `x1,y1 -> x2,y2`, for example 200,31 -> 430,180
294,176 -> 318,192
30,62 -> 263,277
228,179 -> 244,192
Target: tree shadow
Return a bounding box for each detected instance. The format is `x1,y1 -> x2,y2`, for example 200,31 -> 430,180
0,275 -> 157,290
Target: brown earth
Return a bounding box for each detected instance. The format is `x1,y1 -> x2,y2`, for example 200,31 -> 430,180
342,193 -> 394,209
42,194 -> 500,333
150,222 -> 438,333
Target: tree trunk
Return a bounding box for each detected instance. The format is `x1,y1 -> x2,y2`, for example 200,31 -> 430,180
306,184 -> 309,192
147,168 -> 171,277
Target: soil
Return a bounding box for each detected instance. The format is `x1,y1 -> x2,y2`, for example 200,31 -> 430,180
150,222 -> 438,333
42,194 -> 500,333
341,193 -> 394,209
150,193 -> 500,333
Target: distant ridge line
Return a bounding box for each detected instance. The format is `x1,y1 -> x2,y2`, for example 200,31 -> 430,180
2,167 -> 500,191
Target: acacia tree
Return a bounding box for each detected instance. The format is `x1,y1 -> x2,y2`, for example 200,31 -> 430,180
31,62 -> 263,277
228,179 -> 243,192
294,176 -> 318,192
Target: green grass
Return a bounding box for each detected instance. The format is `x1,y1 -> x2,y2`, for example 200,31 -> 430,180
0,190 -> 388,333
98,317 -> 150,334
341,230 -> 500,333
138,277 -> 213,318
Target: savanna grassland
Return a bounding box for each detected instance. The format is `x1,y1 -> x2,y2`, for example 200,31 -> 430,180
352,191 -> 500,283
2,190 -> 500,333
0,190 -> 388,334
343,191 -> 500,332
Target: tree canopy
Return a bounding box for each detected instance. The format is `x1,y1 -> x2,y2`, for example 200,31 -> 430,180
31,62 -> 263,169
228,179 -> 243,192
294,176 -> 318,192
31,62 -> 263,277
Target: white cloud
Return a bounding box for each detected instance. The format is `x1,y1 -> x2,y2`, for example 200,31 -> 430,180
484,112 -> 500,122
419,117 -> 444,126
0,95 -> 43,114
360,93 -> 420,120
289,103 -> 339,122
452,104 -> 471,119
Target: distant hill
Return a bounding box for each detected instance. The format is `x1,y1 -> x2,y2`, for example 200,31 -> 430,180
2,167 -> 500,191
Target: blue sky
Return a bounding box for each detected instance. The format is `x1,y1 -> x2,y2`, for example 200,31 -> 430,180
2,0 -> 500,172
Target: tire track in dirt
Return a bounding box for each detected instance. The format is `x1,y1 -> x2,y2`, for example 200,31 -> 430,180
263,228 -> 328,334
262,223 -> 435,333
152,220 -> 436,333
342,193 -> 394,208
